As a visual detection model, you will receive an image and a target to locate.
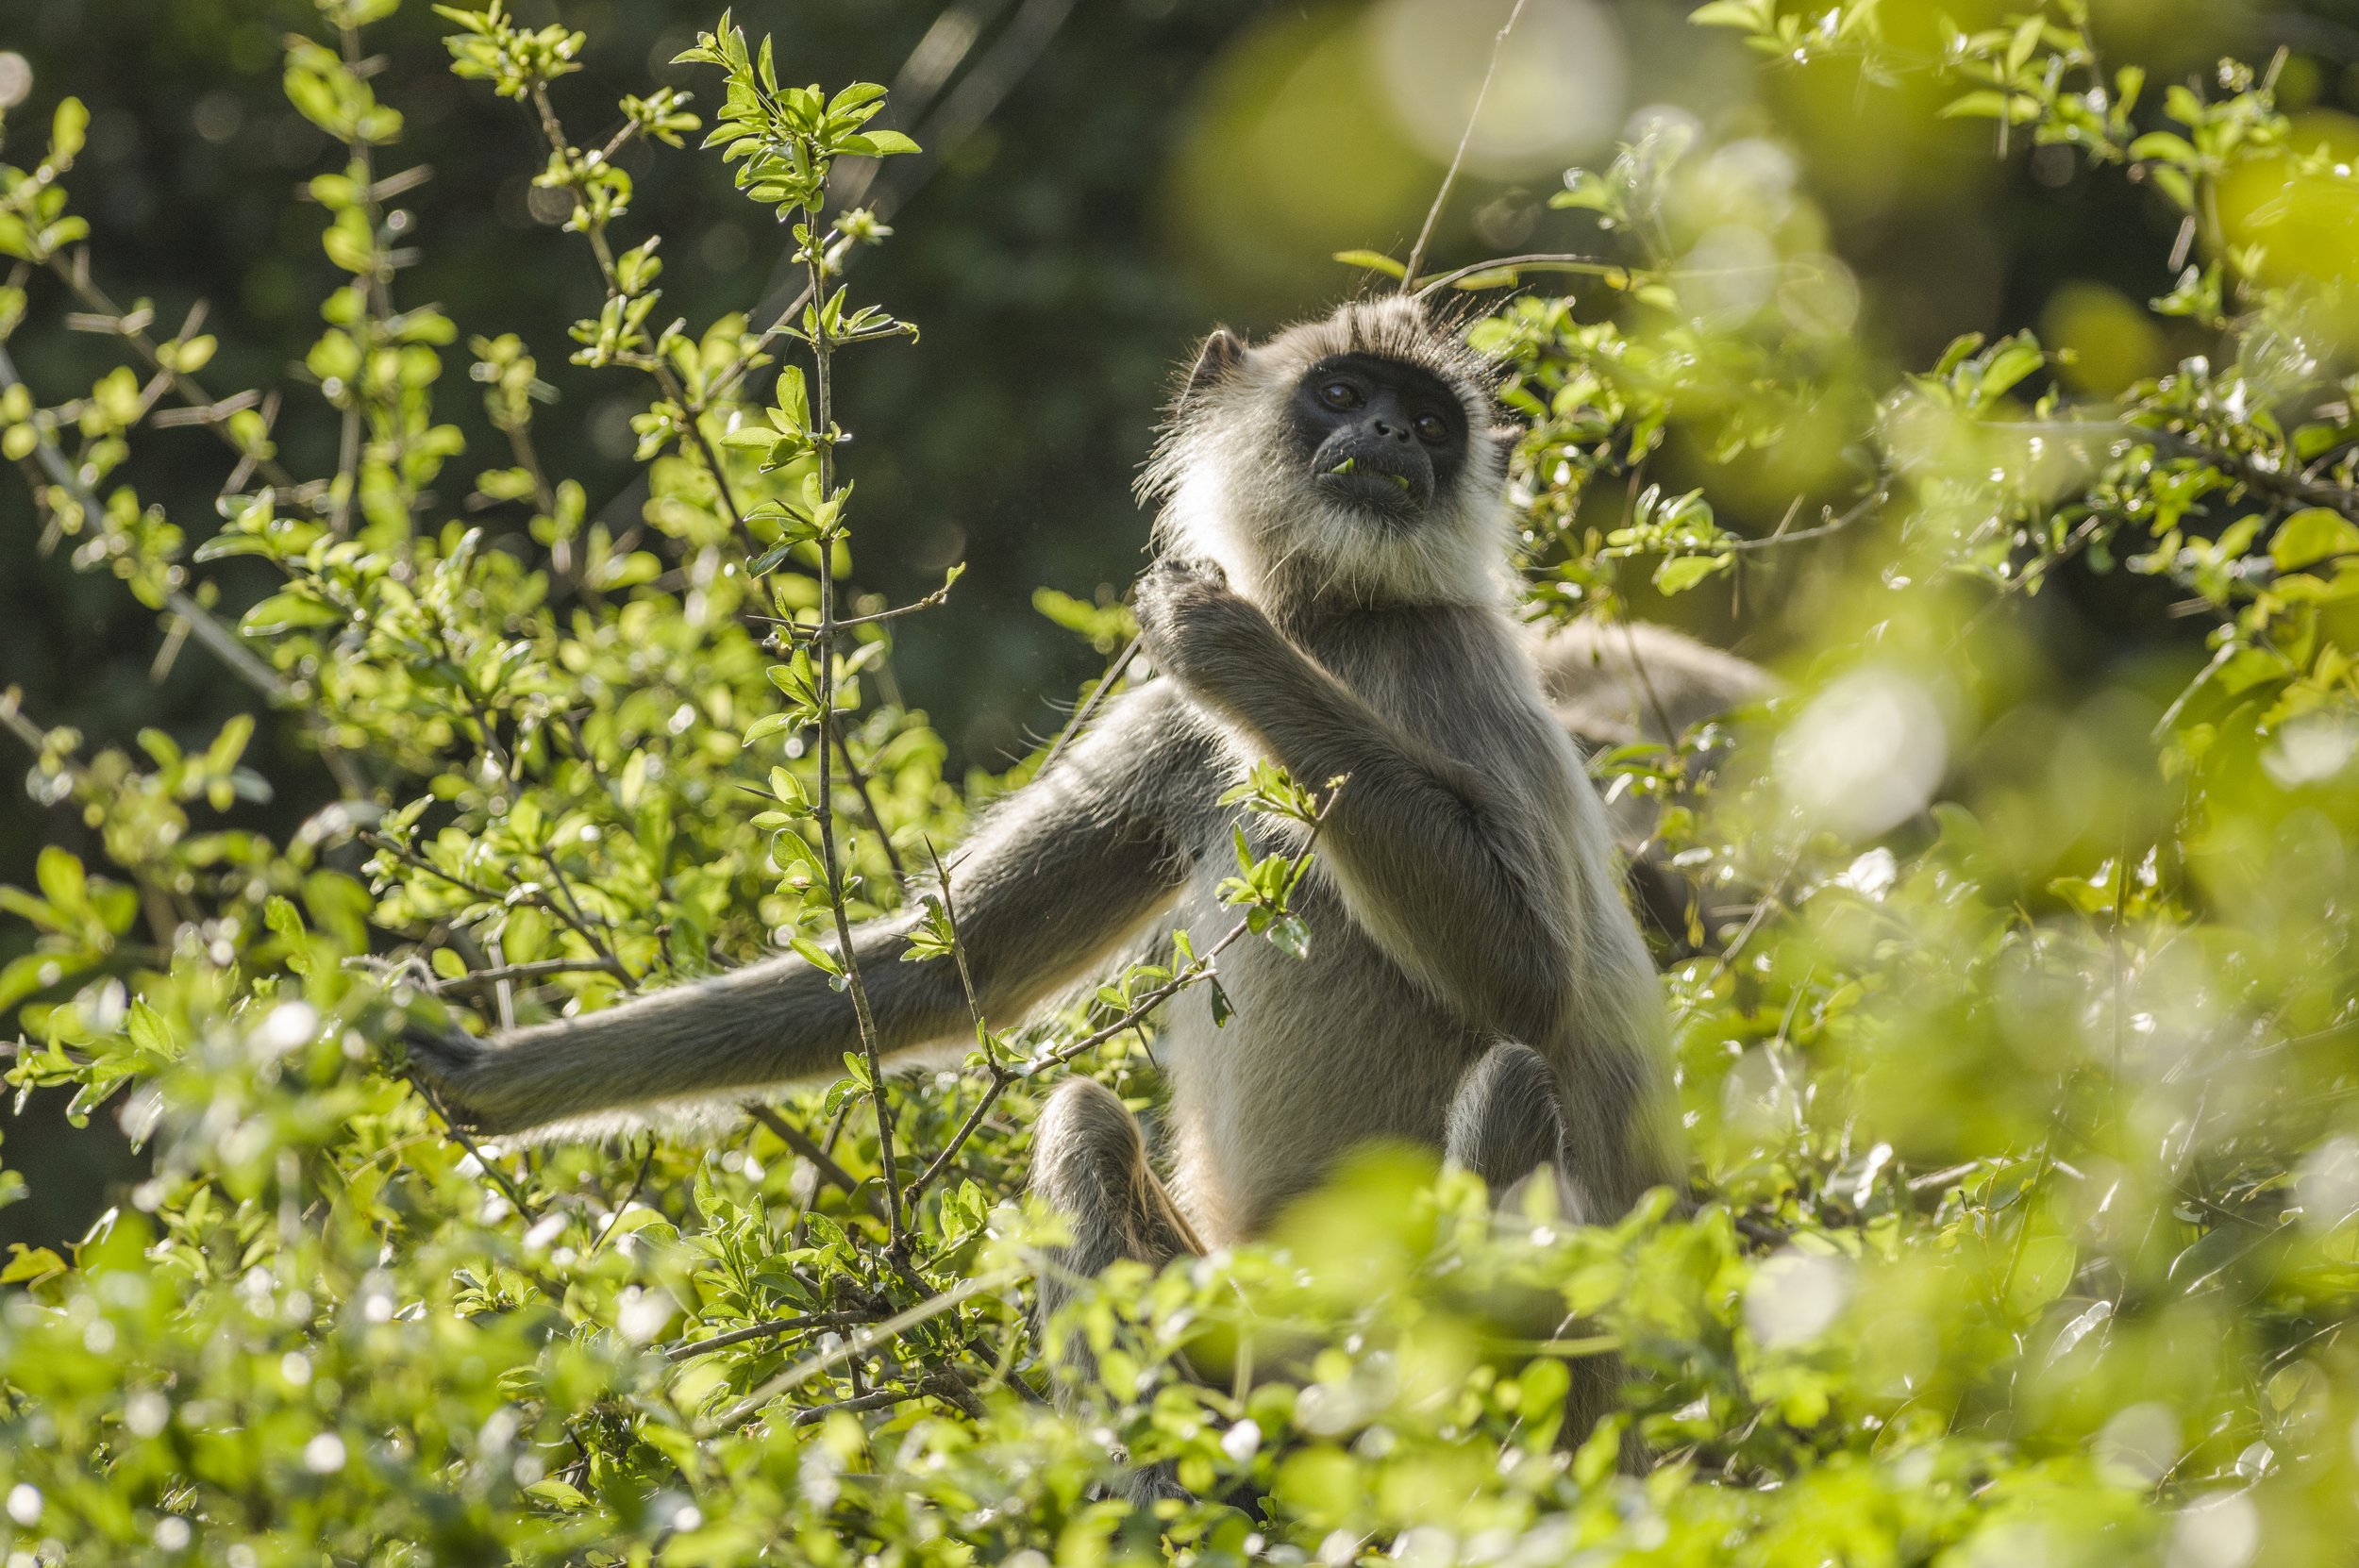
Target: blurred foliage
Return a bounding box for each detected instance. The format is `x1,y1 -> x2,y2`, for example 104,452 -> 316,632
3,0 -> 2359,1563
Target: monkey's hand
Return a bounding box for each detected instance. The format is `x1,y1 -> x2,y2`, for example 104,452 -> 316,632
398,1020 -> 530,1135
1134,556 -> 1287,709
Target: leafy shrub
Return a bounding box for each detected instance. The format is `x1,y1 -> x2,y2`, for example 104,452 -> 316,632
2,1 -> 2357,1563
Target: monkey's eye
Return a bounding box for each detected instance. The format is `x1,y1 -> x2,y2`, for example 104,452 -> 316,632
1317,380 -> 1363,411
1414,411 -> 1450,444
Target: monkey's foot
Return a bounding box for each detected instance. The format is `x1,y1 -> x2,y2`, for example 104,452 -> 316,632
1108,1458 -> 1196,1510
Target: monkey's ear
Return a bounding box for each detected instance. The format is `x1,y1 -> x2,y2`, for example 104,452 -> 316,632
1183,328 -> 1248,403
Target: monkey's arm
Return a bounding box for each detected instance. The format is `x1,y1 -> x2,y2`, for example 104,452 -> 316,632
408,687 -> 1204,1133
1138,567 -> 1578,1040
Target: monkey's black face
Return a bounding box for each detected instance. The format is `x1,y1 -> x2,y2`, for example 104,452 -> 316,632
1288,354 -> 1467,521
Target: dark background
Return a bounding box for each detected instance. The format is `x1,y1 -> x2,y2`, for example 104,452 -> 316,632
6,0 -> 2357,1247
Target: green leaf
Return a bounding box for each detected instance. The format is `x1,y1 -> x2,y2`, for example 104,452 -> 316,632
1653,554 -> 1732,594
1332,249 -> 1408,279
2269,509 -> 2359,573
34,846 -> 86,912
1689,0 -> 1771,30
0,1244 -> 66,1285
240,592 -> 343,635
50,98 -> 89,164
742,713 -> 795,745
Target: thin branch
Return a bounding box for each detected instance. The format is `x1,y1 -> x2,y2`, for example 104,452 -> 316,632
663,1308 -> 885,1361
906,1074 -> 1014,1205
700,1267 -> 1020,1433
587,1135 -> 659,1256
1015,783 -> 1341,1085
39,259 -> 305,494
413,1076 -> 536,1221
744,1102 -> 886,1222
2142,424 -> 2359,523
430,957 -> 628,993
785,1377 -> 958,1426
810,568 -> 965,630
903,839 -> 1001,1204
361,831 -> 634,990
1035,633 -> 1139,779
0,346 -> 288,702
536,848 -> 633,984
1725,484 -> 1886,551
1401,0 -> 1531,292
796,179 -> 910,1259
830,725 -> 908,882
712,0 -> 1077,409
360,830 -> 507,906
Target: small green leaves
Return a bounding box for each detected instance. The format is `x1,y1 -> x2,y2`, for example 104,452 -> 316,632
744,473 -> 847,572
240,589 -> 344,636
724,365 -> 820,475
620,87 -> 701,149
1213,765 -> 1325,960
677,16 -> 919,222
1217,760 -> 1324,826
1599,486 -> 1736,595
48,97 -> 89,166
284,42 -> 403,145
1652,553 -> 1732,594
0,98 -> 92,261
436,1 -> 584,101
14,0 -> 2359,1560
900,892 -> 959,963
1032,588 -> 1135,656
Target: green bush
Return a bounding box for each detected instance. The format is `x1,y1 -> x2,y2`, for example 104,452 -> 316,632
3,1 -> 2357,1562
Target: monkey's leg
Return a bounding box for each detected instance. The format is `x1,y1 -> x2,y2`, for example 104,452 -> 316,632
1029,1078 -> 1201,1505
1445,1043 -> 1640,1463
1031,1078 -> 1198,1359
1445,1041 -> 1589,1222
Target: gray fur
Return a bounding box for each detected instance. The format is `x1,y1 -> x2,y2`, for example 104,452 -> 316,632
1446,1041 -> 1579,1211
1532,619 -> 1777,756
1528,618 -> 1779,945
410,296 -> 1683,1454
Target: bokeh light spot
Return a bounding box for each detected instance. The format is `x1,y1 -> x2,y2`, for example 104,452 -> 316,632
1775,666 -> 1948,838
1370,0 -> 1625,180
1743,1248 -> 1851,1348
2044,281 -> 2167,395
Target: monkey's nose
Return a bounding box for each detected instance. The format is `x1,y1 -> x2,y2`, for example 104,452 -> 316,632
1371,417 -> 1413,443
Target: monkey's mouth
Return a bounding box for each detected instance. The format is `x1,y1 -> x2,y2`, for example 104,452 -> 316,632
1315,456 -> 1430,516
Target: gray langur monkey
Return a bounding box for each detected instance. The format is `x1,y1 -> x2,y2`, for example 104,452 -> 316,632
405,296 -> 1683,1450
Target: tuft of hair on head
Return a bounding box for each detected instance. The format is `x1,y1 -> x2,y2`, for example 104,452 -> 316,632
1141,294 -> 1523,614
